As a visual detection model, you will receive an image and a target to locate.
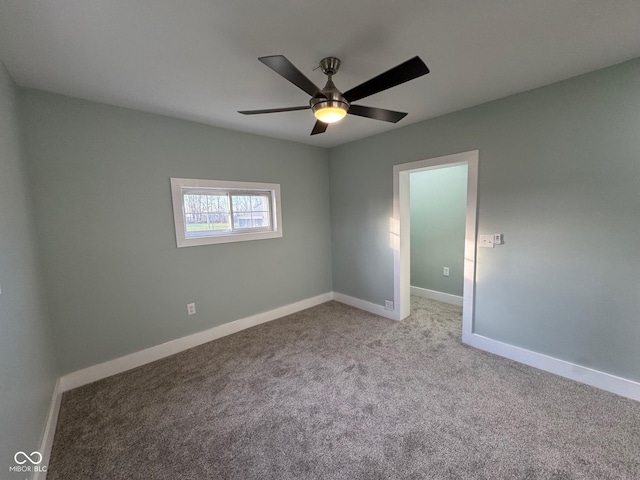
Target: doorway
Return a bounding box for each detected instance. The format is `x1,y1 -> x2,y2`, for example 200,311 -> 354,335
392,150 -> 478,339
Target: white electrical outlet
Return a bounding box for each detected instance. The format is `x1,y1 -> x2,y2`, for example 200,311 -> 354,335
187,303 -> 196,316
493,233 -> 503,245
479,235 -> 494,248
385,300 -> 394,311
443,267 -> 450,276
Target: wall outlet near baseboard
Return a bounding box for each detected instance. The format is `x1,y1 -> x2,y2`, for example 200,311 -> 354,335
187,303 -> 196,316
384,300 -> 394,311
443,267 -> 450,276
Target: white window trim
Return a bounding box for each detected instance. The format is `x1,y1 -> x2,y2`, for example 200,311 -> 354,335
170,177 -> 283,247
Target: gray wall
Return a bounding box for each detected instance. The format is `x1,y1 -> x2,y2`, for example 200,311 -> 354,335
0,64 -> 59,468
20,90 -> 332,374
410,165 -> 467,296
330,59 -> 640,383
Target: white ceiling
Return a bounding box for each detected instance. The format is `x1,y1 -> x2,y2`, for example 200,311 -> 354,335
1,1 -> 638,148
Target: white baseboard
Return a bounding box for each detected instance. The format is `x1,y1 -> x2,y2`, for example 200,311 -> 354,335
43,290 -> 638,471
59,292 -> 333,392
331,292 -> 399,321
35,378 -> 62,480
410,286 -> 463,306
463,332 -> 640,402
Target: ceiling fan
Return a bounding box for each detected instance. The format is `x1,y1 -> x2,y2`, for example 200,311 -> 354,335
238,55 -> 430,135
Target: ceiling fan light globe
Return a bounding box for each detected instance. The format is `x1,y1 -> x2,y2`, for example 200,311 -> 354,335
314,106 -> 347,123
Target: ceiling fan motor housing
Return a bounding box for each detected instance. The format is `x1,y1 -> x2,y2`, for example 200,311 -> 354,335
310,57 -> 350,119
309,86 -> 350,114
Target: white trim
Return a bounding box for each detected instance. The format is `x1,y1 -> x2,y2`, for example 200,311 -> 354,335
38,291 -> 640,467
393,168 -> 411,320
34,379 -> 62,480
332,292 -> 400,321
410,286 -> 463,306
463,332 -> 640,402
462,156 -> 479,338
393,150 -> 478,333
59,292 -> 332,392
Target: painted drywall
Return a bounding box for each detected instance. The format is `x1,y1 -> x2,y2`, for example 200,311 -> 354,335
410,165 -> 467,296
0,63 -> 59,471
20,90 -> 332,374
330,59 -> 640,383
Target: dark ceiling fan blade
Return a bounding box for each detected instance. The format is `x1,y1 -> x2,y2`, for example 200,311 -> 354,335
347,105 -> 408,123
343,56 -> 429,103
310,120 -> 328,135
259,55 -> 322,97
238,106 -> 310,115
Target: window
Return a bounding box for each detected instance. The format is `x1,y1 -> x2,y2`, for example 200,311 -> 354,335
171,178 -> 283,247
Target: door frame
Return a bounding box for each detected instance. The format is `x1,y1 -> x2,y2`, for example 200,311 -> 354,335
392,150 -> 478,339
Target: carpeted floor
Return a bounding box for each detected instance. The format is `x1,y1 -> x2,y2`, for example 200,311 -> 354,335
48,297 -> 640,479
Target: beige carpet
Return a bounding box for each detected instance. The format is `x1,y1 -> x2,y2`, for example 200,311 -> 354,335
48,297 -> 640,479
